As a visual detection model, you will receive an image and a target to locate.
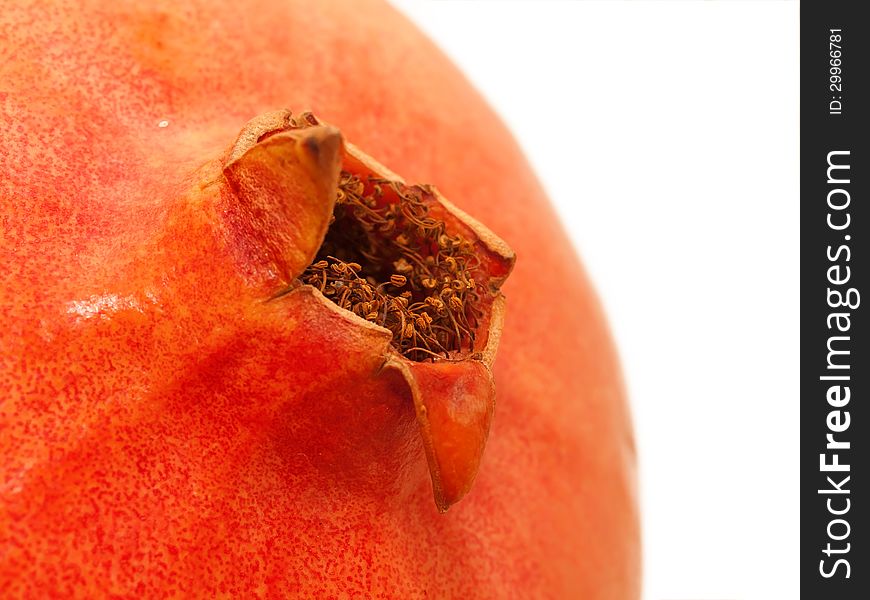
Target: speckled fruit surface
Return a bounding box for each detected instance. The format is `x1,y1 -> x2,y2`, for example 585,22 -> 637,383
0,0 -> 639,597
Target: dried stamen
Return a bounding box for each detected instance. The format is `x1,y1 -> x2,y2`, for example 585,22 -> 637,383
301,171 -> 484,362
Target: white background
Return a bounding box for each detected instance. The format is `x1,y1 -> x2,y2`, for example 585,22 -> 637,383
389,2 -> 799,599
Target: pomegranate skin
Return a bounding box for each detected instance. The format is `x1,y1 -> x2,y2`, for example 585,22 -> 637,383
0,0 -> 639,598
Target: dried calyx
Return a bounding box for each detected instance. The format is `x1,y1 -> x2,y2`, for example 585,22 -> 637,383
226,109 -> 515,509
291,114 -> 485,362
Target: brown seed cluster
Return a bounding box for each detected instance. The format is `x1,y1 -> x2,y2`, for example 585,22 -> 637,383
301,171 -> 484,361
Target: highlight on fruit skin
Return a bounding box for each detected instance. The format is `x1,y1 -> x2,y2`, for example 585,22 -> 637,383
223,109 -> 516,511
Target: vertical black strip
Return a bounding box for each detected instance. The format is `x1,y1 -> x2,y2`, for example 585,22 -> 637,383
802,2 -> 868,597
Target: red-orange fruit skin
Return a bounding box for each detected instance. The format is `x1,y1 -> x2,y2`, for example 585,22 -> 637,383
0,0 -> 640,598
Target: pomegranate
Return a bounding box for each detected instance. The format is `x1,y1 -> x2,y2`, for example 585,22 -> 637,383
0,0 -> 639,597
